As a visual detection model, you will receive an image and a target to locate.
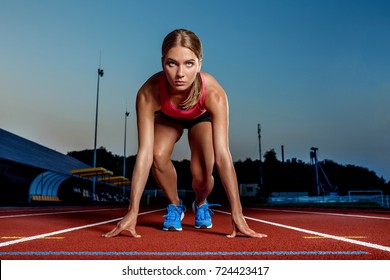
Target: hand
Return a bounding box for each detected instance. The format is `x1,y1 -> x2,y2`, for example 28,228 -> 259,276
227,214 -> 267,238
102,210 -> 141,238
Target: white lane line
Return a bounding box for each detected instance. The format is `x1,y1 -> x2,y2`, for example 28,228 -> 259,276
257,208 -> 390,220
0,207 -> 126,219
0,206 -> 105,213
216,210 -> 390,253
0,209 -> 165,248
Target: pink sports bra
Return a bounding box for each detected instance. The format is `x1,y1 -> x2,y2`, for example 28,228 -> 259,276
159,72 -> 207,120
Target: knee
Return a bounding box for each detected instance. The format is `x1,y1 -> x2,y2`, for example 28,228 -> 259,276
192,172 -> 214,189
152,149 -> 169,171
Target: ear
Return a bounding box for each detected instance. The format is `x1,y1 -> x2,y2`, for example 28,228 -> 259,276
198,59 -> 203,72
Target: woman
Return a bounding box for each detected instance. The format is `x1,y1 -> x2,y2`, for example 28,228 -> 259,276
103,29 -> 267,238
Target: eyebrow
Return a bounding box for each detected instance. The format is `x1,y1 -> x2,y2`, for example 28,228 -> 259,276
165,58 -> 196,63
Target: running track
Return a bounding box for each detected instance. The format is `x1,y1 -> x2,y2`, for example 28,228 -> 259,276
1,205 -> 390,260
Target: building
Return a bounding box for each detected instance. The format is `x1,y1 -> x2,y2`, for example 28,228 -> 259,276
0,129 -> 127,205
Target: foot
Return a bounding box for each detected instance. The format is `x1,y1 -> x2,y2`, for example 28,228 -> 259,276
163,200 -> 186,231
192,201 -> 220,229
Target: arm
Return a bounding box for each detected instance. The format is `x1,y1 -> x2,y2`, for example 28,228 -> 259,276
102,75 -> 160,238
127,81 -> 158,214
204,73 -> 267,238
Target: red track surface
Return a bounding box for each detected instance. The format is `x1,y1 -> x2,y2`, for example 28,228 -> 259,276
1,205 -> 390,260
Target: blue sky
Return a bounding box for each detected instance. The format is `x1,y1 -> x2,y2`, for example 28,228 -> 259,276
1,0 -> 389,181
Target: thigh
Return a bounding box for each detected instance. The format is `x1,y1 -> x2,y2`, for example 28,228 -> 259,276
154,114 -> 184,157
188,121 -> 214,174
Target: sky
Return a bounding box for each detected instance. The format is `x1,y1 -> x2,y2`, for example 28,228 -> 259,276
1,0 -> 389,181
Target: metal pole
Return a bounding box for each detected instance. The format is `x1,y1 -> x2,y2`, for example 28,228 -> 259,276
123,111 -> 129,199
123,111 -> 129,177
258,124 -> 263,187
93,67 -> 104,201
311,147 -> 320,196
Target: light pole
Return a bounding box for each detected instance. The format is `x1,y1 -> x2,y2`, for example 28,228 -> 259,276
258,124 -> 263,188
92,66 -> 104,201
310,147 -> 320,196
123,110 -> 130,199
123,110 -> 130,177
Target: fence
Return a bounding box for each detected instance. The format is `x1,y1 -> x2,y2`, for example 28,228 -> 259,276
269,191 -> 390,208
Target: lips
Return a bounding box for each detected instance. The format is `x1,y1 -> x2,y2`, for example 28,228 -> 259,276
175,80 -> 185,86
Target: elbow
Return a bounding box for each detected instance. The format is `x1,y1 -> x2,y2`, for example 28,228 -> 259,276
214,155 -> 224,169
214,152 -> 232,170
136,149 -> 153,168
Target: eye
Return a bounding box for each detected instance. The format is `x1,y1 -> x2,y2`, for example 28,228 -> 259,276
185,61 -> 194,67
165,60 -> 176,67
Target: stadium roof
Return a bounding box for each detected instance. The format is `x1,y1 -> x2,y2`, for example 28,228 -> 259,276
0,128 -> 89,174
98,176 -> 131,186
71,167 -> 114,177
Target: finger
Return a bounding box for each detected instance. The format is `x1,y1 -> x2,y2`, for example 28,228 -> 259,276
101,229 -> 116,238
241,227 -> 267,238
226,223 -> 237,238
250,232 -> 267,238
129,228 -> 141,238
102,226 -> 122,238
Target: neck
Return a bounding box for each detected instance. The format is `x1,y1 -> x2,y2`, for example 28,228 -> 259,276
167,83 -> 191,100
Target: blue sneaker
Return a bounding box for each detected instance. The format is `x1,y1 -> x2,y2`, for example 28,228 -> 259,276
163,200 -> 186,231
192,201 -> 220,229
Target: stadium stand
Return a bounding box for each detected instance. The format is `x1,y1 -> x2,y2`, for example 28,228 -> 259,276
0,129 -> 129,205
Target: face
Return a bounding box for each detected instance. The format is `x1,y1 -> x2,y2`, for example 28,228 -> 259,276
162,46 -> 202,92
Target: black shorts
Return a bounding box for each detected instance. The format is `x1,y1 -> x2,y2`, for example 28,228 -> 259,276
154,111 -> 211,129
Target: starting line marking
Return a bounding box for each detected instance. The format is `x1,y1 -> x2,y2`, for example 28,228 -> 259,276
1,236 -> 64,240
303,236 -> 367,239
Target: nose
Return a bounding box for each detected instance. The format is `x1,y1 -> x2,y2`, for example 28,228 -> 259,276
176,65 -> 184,78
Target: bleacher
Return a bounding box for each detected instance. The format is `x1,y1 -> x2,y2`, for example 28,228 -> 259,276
31,195 -> 61,202
71,167 -> 131,203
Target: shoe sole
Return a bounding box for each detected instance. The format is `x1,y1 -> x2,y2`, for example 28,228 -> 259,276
194,224 -> 212,229
163,226 -> 182,231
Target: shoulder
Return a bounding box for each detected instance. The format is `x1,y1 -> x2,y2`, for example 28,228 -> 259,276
136,72 -> 163,110
201,72 -> 218,87
138,72 -> 162,95
201,72 -> 228,109
202,72 -> 226,96
137,72 -> 163,101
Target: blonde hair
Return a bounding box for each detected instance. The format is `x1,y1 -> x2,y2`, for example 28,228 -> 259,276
162,29 -> 203,110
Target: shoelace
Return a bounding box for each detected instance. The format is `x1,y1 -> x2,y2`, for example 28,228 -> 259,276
163,204 -> 186,221
196,204 -> 220,220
